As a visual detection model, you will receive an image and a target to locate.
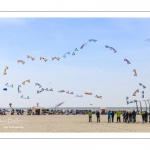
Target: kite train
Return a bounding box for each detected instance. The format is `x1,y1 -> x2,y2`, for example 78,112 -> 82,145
58,90 -> 65,93
45,88 -> 53,91
88,39 -> 97,42
72,48 -> 78,56
55,101 -> 65,108
37,88 -> 44,94
66,91 -> 74,94
76,95 -> 83,97
85,92 -> 92,95
52,57 -> 60,60
95,95 -> 102,99
80,43 -> 87,49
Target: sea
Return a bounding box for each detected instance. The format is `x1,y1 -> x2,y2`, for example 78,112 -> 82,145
1,107 -> 148,111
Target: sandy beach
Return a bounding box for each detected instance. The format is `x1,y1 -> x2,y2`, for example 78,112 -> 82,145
0,113 -> 150,132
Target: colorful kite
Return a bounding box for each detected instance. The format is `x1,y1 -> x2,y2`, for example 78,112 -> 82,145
37,88 -> 44,94
18,85 -> 21,93
85,92 -> 92,95
3,66 -> 8,75
95,95 -> 102,99
3,88 -> 7,91
45,88 -> 53,91
80,43 -> 87,49
66,91 -> 74,94
40,57 -> 48,62
105,45 -> 117,53
76,95 -> 83,97
58,90 -> 65,93
89,39 -> 97,42
21,95 -> 29,99
63,51 -> 70,58
27,55 -> 35,61
35,83 -> 42,88
17,60 -> 25,65
55,101 -> 65,108
5,83 -> 13,88
22,79 -> 30,85
133,69 -> 137,76
124,58 -> 131,64
52,57 -> 60,60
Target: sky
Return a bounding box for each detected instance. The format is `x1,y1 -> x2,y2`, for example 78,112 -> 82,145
0,18 -> 150,108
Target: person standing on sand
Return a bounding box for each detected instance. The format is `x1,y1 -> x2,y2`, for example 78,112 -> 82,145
111,111 -> 114,122
96,110 -> 100,122
141,111 -> 145,123
88,110 -> 92,122
132,110 -> 136,122
108,110 -> 111,123
116,110 -> 121,122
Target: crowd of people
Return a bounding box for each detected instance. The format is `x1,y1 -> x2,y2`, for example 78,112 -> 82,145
88,110 -> 150,123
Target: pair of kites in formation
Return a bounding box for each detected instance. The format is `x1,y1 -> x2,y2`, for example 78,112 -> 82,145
126,83 -> 146,105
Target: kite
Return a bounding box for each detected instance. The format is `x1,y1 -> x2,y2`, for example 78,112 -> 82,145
27,55 -> 35,61
55,101 -> 65,108
18,85 -> 21,93
22,79 -> 30,85
21,95 -> 29,99
58,90 -> 65,93
80,43 -> 87,49
40,57 -> 48,62
145,38 -> 150,42
134,100 -> 138,103
63,51 -> 70,58
76,95 -> 83,97
37,88 -> 44,94
126,100 -> 130,105
66,91 -> 74,94
142,95 -> 144,98
3,66 -> 8,75
89,39 -> 97,42
5,83 -> 13,88
124,58 -> 131,64
52,57 -> 60,60
85,92 -> 92,95
45,88 -> 53,91
126,96 -> 129,100
133,69 -> 137,76
9,103 -> 12,108
139,83 -> 146,89
3,88 -> 7,91
135,89 -> 139,93
95,95 -> 102,99
72,48 -> 78,56
35,83 -> 42,88
105,45 -> 117,53
142,91 -> 144,94
142,85 -> 146,89
17,60 -> 25,65
90,104 -> 93,105
132,92 -> 136,96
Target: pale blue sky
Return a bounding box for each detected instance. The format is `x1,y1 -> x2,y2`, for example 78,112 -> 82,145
0,18 -> 150,108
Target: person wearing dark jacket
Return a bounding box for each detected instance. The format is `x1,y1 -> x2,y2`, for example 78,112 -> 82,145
132,110 -> 136,122
111,111 -> 114,122
96,110 -> 100,122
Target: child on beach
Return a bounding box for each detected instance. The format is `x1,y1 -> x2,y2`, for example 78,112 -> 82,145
88,110 -> 92,122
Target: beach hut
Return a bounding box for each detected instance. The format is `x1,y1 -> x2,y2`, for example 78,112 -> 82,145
99,107 -> 107,115
32,106 -> 43,115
